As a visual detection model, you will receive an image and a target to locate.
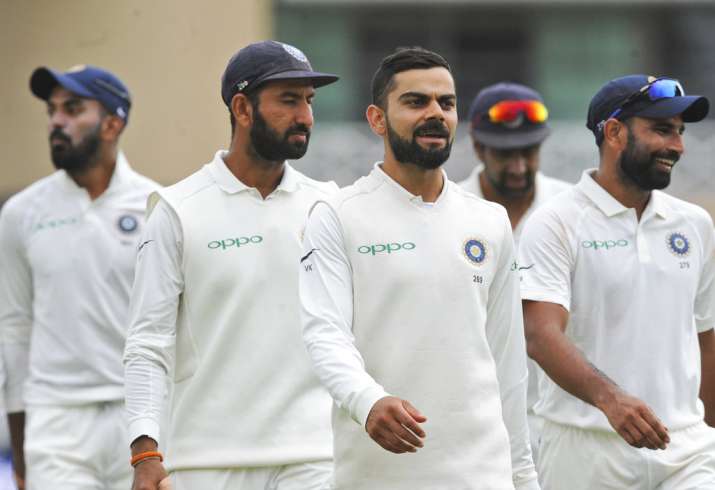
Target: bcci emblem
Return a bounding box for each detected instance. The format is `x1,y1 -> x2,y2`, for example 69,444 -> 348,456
463,238 -> 488,266
666,232 -> 690,257
280,42 -> 309,63
118,214 -> 138,234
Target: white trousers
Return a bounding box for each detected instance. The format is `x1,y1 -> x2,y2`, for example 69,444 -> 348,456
25,401 -> 131,490
171,460 -> 332,490
538,419 -> 715,490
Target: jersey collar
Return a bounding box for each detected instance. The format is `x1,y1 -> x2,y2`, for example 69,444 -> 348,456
577,169 -> 668,220
209,150 -> 300,195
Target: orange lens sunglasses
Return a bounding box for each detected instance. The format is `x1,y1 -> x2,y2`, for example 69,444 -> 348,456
488,100 -> 548,124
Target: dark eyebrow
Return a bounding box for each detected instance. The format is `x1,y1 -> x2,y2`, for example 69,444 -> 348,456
652,120 -> 685,134
438,94 -> 456,104
398,92 -> 429,102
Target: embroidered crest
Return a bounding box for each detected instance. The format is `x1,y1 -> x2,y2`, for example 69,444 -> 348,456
118,214 -> 138,234
666,232 -> 690,257
463,238 -> 488,266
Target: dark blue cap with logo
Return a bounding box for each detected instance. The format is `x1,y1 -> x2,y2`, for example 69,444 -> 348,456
586,74 -> 709,146
30,65 -> 131,122
468,82 -> 550,150
221,40 -> 339,106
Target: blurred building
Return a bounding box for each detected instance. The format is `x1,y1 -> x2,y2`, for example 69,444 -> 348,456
275,0 -> 715,214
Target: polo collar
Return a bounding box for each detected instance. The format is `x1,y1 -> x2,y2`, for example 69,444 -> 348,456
371,161 -> 449,205
208,150 -> 300,195
577,169 -> 669,220
577,170 -> 629,217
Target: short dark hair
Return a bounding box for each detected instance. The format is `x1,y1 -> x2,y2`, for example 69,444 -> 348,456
229,88 -> 262,136
371,47 -> 451,109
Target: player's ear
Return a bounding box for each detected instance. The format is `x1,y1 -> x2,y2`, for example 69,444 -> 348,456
366,104 -> 386,137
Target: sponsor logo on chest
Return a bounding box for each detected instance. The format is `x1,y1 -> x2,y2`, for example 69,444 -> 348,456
357,241 -> 416,256
207,235 -> 263,250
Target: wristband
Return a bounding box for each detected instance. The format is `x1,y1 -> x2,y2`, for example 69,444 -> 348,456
131,451 -> 163,467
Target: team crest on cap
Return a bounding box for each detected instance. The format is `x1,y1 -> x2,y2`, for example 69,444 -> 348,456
67,64 -> 87,73
666,232 -> 690,257
463,238 -> 488,265
280,43 -> 308,63
118,214 -> 138,234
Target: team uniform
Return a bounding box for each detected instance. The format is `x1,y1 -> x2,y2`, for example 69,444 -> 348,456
0,153 -> 158,489
123,150 -> 336,489
519,170 -> 715,489
300,163 -> 539,490
458,164 -> 570,459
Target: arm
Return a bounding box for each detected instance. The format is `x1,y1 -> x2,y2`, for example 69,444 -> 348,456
300,202 -> 425,454
484,218 -> 538,490
0,203 -> 33,485
123,197 -> 183,490
699,329 -> 715,426
519,210 -> 668,450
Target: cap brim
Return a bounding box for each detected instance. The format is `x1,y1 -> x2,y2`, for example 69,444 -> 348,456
257,70 -> 339,89
30,67 -> 94,100
635,95 -> 709,123
471,126 -> 550,150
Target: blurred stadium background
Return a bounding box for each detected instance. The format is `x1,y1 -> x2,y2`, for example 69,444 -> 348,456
1,0 -> 714,487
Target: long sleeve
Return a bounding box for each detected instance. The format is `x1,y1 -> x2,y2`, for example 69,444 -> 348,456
299,201 -> 389,427
0,202 -> 32,413
123,197 -> 184,446
485,213 -> 540,490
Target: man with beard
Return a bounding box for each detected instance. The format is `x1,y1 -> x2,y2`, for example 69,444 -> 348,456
458,82 -> 570,461
124,41 -> 339,490
519,75 -> 715,489
0,65 -> 158,489
299,47 -> 539,489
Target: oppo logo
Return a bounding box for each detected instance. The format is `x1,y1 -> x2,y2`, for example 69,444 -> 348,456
581,239 -> 629,250
208,235 -> 263,250
357,242 -> 416,256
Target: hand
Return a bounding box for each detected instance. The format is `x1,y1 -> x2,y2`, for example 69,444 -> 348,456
598,388 -> 670,450
13,471 -> 25,490
365,396 -> 427,454
132,459 -> 169,490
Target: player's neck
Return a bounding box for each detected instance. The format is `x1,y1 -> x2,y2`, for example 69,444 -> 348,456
592,167 -> 651,220
479,173 -> 534,230
381,158 -> 444,203
67,146 -> 117,200
223,144 -> 285,199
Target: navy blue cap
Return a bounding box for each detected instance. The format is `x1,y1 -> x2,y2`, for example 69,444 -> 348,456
30,65 -> 131,122
468,82 -> 550,150
587,74 -> 709,146
221,40 -> 339,106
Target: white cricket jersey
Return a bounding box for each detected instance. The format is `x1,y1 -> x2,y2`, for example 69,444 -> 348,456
0,153 -> 158,411
457,165 -> 571,246
458,166 -> 570,415
300,163 -> 539,490
519,170 -> 715,432
123,150 -> 336,471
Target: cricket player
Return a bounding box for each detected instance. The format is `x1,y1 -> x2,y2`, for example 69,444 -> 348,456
124,41 -> 339,490
520,74 -> 715,489
0,65 -> 158,489
458,82 -> 570,459
300,47 -> 539,490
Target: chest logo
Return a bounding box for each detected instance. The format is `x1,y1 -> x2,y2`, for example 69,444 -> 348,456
463,238 -> 488,266
666,232 -> 690,257
118,214 -> 138,234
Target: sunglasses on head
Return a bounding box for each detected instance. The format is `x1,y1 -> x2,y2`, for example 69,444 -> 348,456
607,78 -> 685,121
487,100 -> 548,124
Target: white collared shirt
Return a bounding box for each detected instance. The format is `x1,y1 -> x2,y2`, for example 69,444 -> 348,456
124,150 -> 337,470
300,163 -> 539,490
0,152 -> 159,410
458,165 -> 571,246
519,170 -> 715,431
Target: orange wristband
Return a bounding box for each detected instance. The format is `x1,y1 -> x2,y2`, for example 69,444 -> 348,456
131,450 -> 163,467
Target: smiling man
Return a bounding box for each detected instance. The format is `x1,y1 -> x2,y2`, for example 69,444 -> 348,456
519,75 -> 715,489
0,65 -> 158,490
123,41 -> 339,490
300,47 -> 539,490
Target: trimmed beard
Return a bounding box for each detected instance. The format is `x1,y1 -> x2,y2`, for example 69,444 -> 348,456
50,123 -> 102,173
386,118 -> 452,170
249,108 -> 311,162
619,127 -> 678,191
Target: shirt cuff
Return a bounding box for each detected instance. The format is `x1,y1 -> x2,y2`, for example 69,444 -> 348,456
352,385 -> 390,428
520,289 -> 570,312
129,417 -> 161,448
